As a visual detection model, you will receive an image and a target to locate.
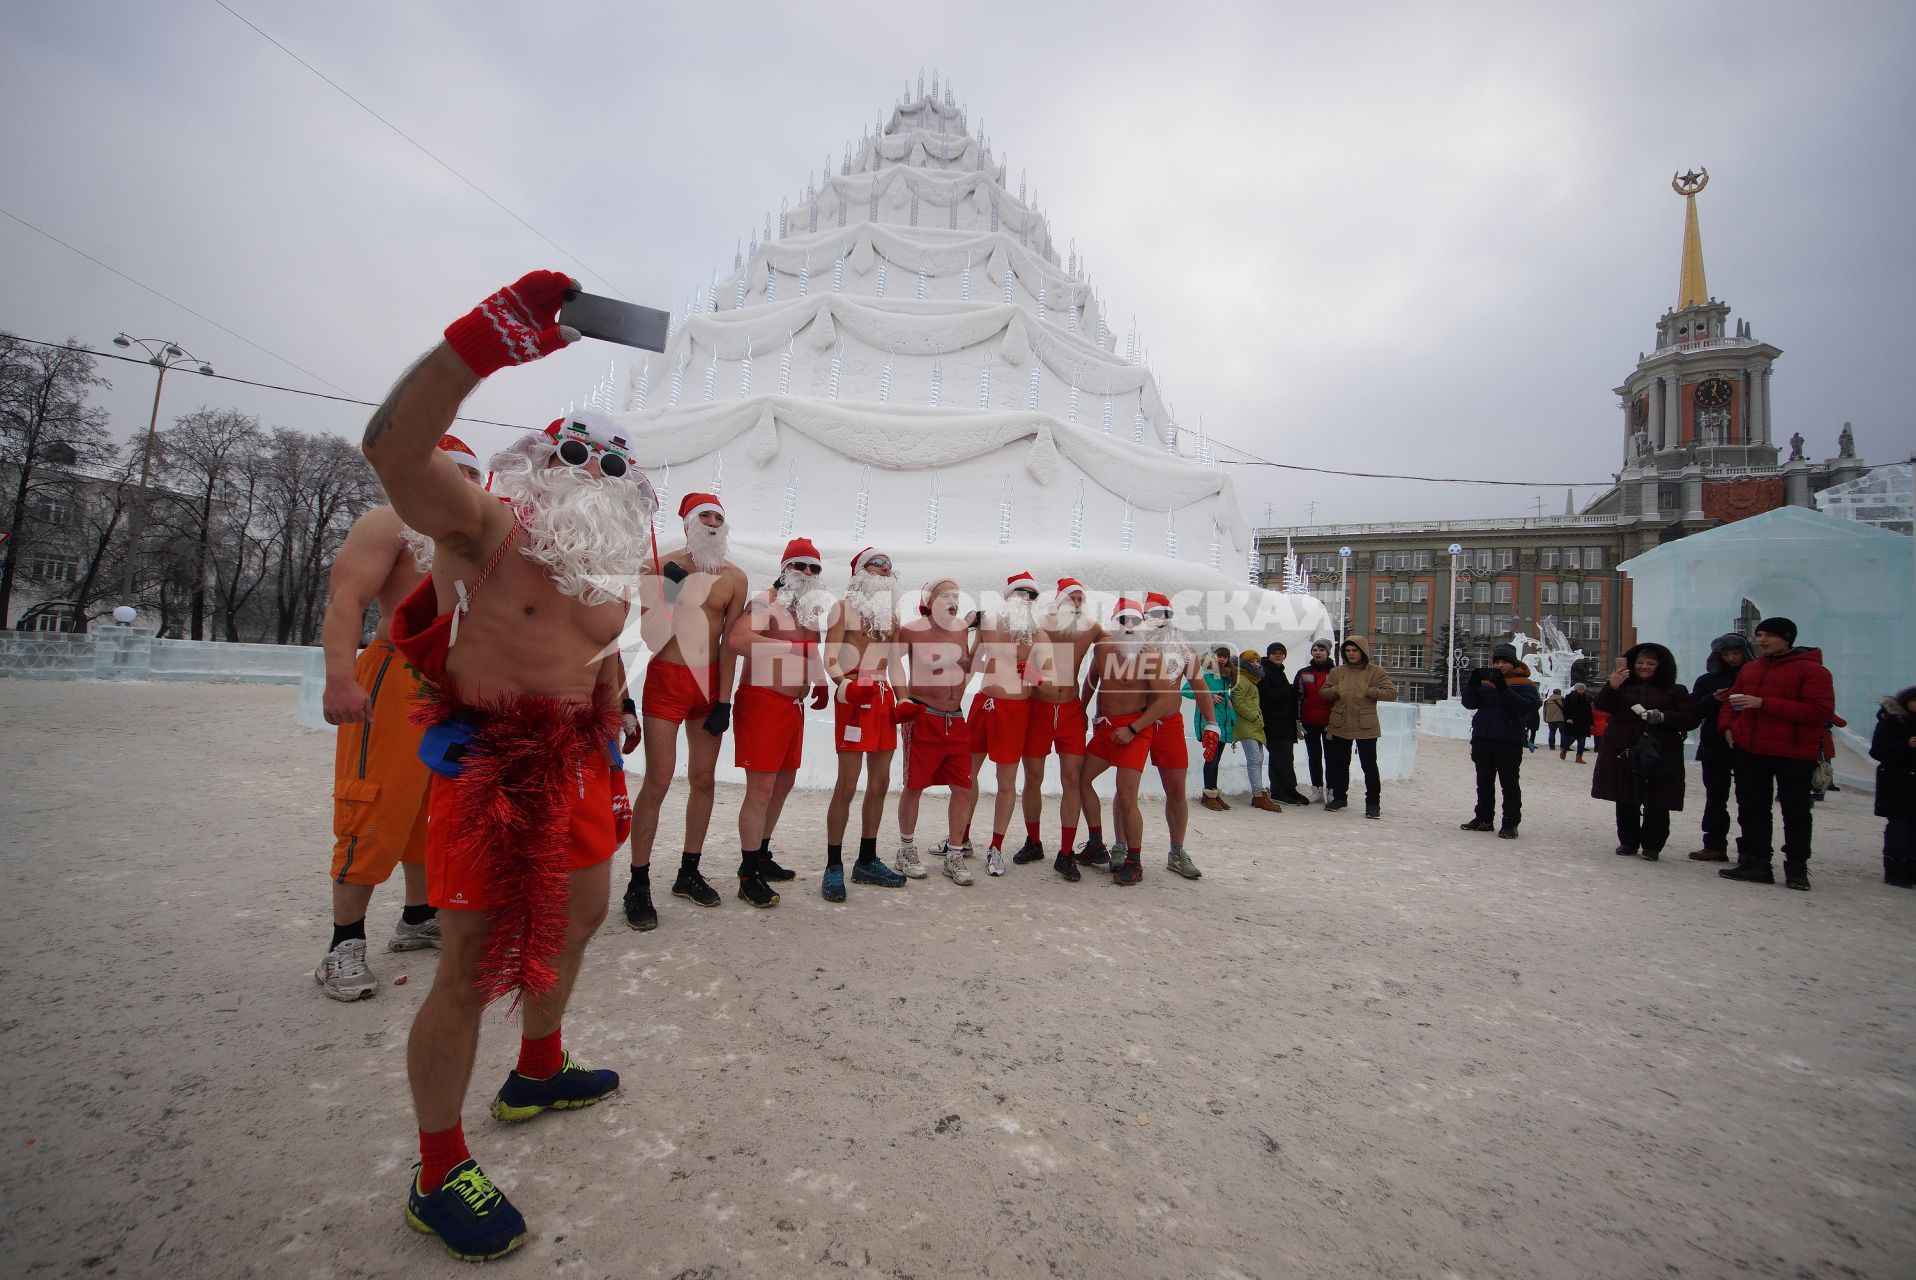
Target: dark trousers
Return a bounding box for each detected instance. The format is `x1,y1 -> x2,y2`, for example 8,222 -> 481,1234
1698,748 -> 1734,854
1201,755 -> 1220,790
1471,741 -> 1523,828
1302,724 -> 1328,787
1546,723 -> 1561,749
1267,721 -> 1300,797
1563,732 -> 1588,758
1325,735 -> 1379,806
1885,815 -> 1915,884
1615,801 -> 1672,853
1732,749 -> 1816,869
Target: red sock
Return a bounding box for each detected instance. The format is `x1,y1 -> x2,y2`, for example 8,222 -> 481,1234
1090,826 -> 1102,844
1025,822 -> 1041,844
990,831 -> 1005,851
419,1121 -> 470,1190
1128,845 -> 1141,861
517,1027 -> 563,1080
1061,825 -> 1076,853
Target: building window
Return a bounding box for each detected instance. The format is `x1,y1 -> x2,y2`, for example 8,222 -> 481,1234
1412,582 -> 1429,603
1406,645 -> 1426,668
1584,547 -> 1604,570
26,552 -> 78,584
27,495 -> 73,527
1564,547 -> 1581,570
1394,551 -> 1410,571
1565,583 -> 1582,606
1473,614 -> 1491,636
1585,617 -> 1602,641
1540,548 -> 1558,570
1263,554 -> 1283,571
1375,582 -> 1390,604
1475,550 -> 1492,571
1413,617 -> 1427,634
1496,548 -> 1514,570
1585,580 -> 1602,605
1473,582 -> 1490,605
1541,582 -> 1558,605
1415,550 -> 1432,570
1393,583 -> 1409,603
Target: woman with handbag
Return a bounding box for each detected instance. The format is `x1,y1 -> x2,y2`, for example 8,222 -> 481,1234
1592,642 -> 1700,861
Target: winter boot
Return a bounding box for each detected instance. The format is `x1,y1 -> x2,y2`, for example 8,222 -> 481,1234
1251,791 -> 1283,813
1719,863 -> 1775,885
1200,789 -> 1230,812
1460,818 -> 1495,832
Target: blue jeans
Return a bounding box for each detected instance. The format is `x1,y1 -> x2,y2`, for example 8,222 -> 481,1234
1241,739 -> 1266,793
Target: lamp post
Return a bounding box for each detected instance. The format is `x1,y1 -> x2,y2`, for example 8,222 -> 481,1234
1446,542 -> 1463,700
113,335 -> 215,603
1336,546 -> 1352,647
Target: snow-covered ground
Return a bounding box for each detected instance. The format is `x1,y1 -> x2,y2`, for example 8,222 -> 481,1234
2,680 -> 1910,1279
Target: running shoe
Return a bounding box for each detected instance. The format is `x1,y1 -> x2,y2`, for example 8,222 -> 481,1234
1166,849 -> 1201,880
1075,838 -> 1110,868
1112,857 -> 1143,887
672,869 -> 722,907
1011,839 -> 1046,865
894,841 -> 928,879
1053,852 -> 1081,882
738,873 -> 780,907
622,873 -> 658,930
490,1052 -> 620,1121
389,915 -> 441,952
315,938 -> 376,1002
759,856 -> 798,883
852,858 -> 907,888
943,846 -> 974,886
986,847 -> 1006,877
405,1158 -> 527,1262
821,865 -> 847,902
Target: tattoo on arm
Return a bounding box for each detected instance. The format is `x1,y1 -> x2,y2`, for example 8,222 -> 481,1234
362,351 -> 433,450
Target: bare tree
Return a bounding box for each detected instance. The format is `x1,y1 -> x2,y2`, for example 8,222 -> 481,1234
263,429 -> 380,644
148,407 -> 262,640
0,334 -> 112,626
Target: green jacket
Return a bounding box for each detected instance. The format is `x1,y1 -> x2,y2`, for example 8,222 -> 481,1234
1231,675 -> 1266,745
1184,672 -> 1236,743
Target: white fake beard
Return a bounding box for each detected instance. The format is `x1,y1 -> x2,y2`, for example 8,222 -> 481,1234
775,578 -> 828,631
1049,599 -> 1084,632
845,573 -> 898,635
398,524 -> 433,574
489,449 -> 657,607
684,518 -> 729,573
1003,596 -> 1039,645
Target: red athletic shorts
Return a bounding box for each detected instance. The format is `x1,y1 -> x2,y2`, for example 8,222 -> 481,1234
834,680 -> 898,753
643,659 -> 719,725
1148,713 -> 1189,769
425,758 -> 621,911
1022,698 -> 1088,758
967,693 -> 1033,765
734,685 -> 804,773
1088,711 -> 1155,773
903,707 -> 974,791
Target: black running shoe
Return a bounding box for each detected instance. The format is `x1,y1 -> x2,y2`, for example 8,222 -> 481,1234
622,875 -> 658,931
1719,863 -> 1775,884
490,1053 -> 620,1121
1112,857 -> 1142,887
672,870 -> 722,907
759,858 -> 797,883
1460,819 -> 1495,832
851,858 -> 907,888
1053,852 -> 1081,882
1323,797 -> 1349,812
738,874 -> 780,907
1011,839 -> 1046,865
1784,867 -> 1811,891
1075,839 -> 1110,868
1497,827 -> 1518,840
405,1158 -> 527,1262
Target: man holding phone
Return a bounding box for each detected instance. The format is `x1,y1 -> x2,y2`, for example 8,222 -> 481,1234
1717,617 -> 1835,891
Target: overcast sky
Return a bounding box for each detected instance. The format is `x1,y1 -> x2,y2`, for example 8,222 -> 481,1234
4,1 -> 1912,526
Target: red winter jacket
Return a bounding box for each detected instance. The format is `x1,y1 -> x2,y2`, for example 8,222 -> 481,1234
1716,646 -> 1836,761
1294,662 -> 1335,727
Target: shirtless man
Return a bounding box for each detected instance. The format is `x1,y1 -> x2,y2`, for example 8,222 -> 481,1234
621,491 -> 749,931
725,537 -> 830,907
961,571 -> 1044,877
1015,577 -> 1101,877
1077,599 -> 1185,885
1135,591 -> 1218,880
367,271 -> 655,1261
820,546 -> 911,902
895,578 -> 976,884
314,435 -> 482,1001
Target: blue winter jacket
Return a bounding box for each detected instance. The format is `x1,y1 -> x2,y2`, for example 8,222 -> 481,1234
1461,661 -> 1542,747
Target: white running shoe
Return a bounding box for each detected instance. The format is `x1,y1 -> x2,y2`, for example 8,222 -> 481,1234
985,847 -> 1006,877
315,938 -> 376,1001
1309,786 -> 1324,804
943,847 -> 974,886
389,914 -> 441,952
895,841 -> 928,879
958,842 -> 975,859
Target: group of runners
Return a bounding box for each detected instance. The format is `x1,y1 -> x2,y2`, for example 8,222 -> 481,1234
314,272 -> 1237,1262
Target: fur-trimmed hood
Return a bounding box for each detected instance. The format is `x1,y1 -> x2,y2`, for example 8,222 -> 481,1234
1621,642 -> 1679,690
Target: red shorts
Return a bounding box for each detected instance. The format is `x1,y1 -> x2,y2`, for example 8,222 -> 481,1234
426,758 -> 621,911
643,659 -> 719,725
1148,713 -> 1190,769
967,693 -> 1033,765
1022,699 -> 1088,758
902,707 -> 974,791
734,685 -> 804,774
1088,711 -> 1155,773
834,680 -> 899,753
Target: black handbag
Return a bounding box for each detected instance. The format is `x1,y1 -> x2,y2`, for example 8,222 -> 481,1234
1628,730 -> 1681,781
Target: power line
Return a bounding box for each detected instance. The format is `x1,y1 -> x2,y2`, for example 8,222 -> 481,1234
211,0 -> 633,301
1203,432 -> 1611,489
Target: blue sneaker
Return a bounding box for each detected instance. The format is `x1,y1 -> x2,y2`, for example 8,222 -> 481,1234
851,858 -> 906,888
406,1158 -> 527,1261
489,1053 -> 619,1122
822,865 -> 847,902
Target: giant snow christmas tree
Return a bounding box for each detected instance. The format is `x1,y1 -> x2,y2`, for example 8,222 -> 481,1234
607,75 -> 1327,646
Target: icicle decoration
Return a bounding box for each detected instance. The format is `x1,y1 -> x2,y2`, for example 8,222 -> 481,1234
909,190 -> 919,226
826,339 -> 844,400
781,460 -> 799,537
701,346 -> 718,401
1133,390 -> 1146,444
918,68 -> 924,99
1001,260 -> 1015,305
778,332 -> 793,394
734,242 -> 743,272
1026,357 -> 1042,410
1018,168 -> 1027,203
853,464 -> 871,540
739,337 -> 753,397
916,257 -> 928,300
929,357 -> 943,407
1068,241 -> 1077,277
960,252 -> 972,301
1101,390 -> 1114,436
632,358 -> 651,411
1164,414 -> 1178,457
1068,370 -> 1080,423
765,263 -> 778,303
1248,542 -> 1261,588
749,226 -> 760,259
1164,510 -> 1178,556
1209,519 -> 1221,571
709,453 -> 724,498
1067,291 -> 1078,336
831,252 -> 845,293
1121,495 -> 1135,552
989,194 -> 999,233
878,347 -> 894,403
779,197 -> 788,239
1069,479 -> 1085,550
1036,278 -> 1047,326
868,180 -> 879,223
1197,417 -> 1212,467
978,350 -> 993,408
710,272 -> 720,312
996,475 -> 1014,546
1097,302 -> 1109,349
842,141 -> 852,176
837,187 -> 847,228
875,260 -> 888,297
798,250 -> 811,296
652,463 -> 671,535
667,352 -> 686,407
733,270 -> 747,310
924,471 -> 941,544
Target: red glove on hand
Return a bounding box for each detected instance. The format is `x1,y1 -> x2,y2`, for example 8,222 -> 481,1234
444,270 -> 580,378
892,699 -> 925,725
846,679 -> 879,709
1018,660 -> 1042,687
1201,726 -> 1221,763
610,778 -> 633,844
809,683 -> 830,710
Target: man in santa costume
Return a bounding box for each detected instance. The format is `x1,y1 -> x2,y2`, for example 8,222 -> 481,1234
622,490 -> 749,931
1076,599 -> 1186,885
723,537 -> 831,907
819,546 -> 915,901
314,434 -> 483,1002
895,577 -> 978,882
1136,591 -> 1219,880
367,271 -> 653,1261
959,571 -> 1044,877
1016,578 -> 1101,878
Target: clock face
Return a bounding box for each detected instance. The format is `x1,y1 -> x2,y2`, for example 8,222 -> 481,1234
1694,378 -> 1733,410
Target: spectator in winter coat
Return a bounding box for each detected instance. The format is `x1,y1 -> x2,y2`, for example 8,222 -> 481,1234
1293,641 -> 1336,802
1541,690 -> 1566,751
1686,632 -> 1754,862
1233,653 -> 1282,812
1560,684 -> 1594,763
1717,616 -> 1837,892
1260,643 -> 1308,805
1460,642 -> 1542,838
1870,686 -> 1916,888
1318,637 -> 1398,817
1193,655 -> 1238,811
1592,642 -> 1700,861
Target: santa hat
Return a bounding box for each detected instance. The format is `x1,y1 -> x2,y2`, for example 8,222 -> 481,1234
851,546 -> 886,574
1112,598 -> 1145,623
1144,591 -> 1173,614
436,433 -> 481,473
781,536 -> 822,569
1054,577 -> 1084,597
1006,570 -> 1039,595
679,492 -> 723,522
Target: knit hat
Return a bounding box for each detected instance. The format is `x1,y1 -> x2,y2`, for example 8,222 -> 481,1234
1143,591 -> 1173,614
1006,571 -> 1039,597
1054,577 -> 1083,598
678,492 -> 723,522
1111,598 -> 1144,623
781,537 -> 822,569
1754,616 -> 1798,646
436,433 -> 481,474
850,546 -> 887,574
1491,642 -> 1519,664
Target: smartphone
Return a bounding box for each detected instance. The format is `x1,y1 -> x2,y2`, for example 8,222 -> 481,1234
560,290 -> 670,351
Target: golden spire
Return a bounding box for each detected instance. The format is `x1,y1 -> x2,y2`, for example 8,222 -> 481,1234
1672,168 -> 1709,309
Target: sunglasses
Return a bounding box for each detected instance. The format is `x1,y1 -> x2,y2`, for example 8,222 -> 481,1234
786,561 -> 822,575
555,434 -> 630,479
861,556 -> 893,572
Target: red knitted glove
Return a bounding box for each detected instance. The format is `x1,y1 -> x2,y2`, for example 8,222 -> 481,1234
611,777 -> 633,844
1201,725 -> 1221,763
892,700 -> 925,725
809,683 -> 830,710
846,679 -> 879,709
443,270 -> 580,378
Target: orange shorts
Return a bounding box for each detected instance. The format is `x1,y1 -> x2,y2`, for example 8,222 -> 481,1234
425,756 -> 622,911
967,693 -> 1033,765
834,680 -> 898,753
1148,713 -> 1190,769
643,658 -> 719,725
1088,711 -> 1155,772
902,706 -> 974,791
330,641 -> 432,885
735,685 -> 804,774
1022,699 -> 1088,758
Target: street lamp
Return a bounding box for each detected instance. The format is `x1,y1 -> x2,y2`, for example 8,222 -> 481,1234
113,334 -> 215,602
1337,546 -> 1352,648
1446,542 -> 1463,700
